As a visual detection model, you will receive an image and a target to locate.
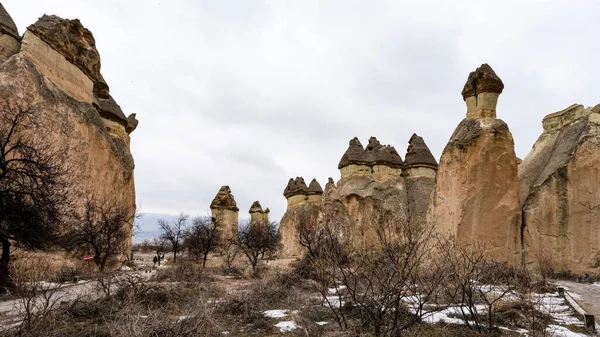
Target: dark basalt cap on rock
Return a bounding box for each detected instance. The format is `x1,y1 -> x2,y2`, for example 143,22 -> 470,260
0,3 -> 19,40
366,137 -> 403,168
338,137 -> 368,169
339,137 -> 403,169
93,96 -> 128,127
210,185 -> 239,211
283,177 -> 309,198
28,14 -> 101,82
94,74 -> 110,99
461,63 -> 504,100
307,179 -> 323,195
404,134 -> 438,167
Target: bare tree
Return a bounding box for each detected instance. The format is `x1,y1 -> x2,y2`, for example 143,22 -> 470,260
235,219 -> 281,273
158,213 -> 189,264
66,198 -> 135,272
309,206 -> 449,337
183,216 -> 221,267
0,99 -> 72,291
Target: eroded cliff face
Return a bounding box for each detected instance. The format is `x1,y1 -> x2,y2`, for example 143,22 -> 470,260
429,64 -> 521,264
0,12 -> 137,256
519,104 -> 600,273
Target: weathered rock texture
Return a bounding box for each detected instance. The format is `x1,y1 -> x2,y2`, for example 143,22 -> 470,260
280,134 -> 439,258
210,186 -> 239,239
279,177 -> 323,258
0,11 -> 137,257
0,4 -> 20,64
429,64 -> 521,264
519,104 -> 600,273
249,200 -> 270,224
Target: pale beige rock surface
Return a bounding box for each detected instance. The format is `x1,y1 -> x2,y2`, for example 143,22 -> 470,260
0,54 -> 136,254
20,31 -> 93,103
519,105 -> 600,273
430,64 -> 520,264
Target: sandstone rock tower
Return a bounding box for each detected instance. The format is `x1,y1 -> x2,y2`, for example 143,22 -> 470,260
430,64 -> 521,263
519,103 -> 600,273
0,11 -> 138,256
210,186 -> 239,239
328,137 -> 409,250
404,134 -> 438,230
279,177 -> 323,258
0,4 -> 20,64
249,200 -> 270,224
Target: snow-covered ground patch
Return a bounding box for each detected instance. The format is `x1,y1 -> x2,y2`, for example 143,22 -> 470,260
263,309 -> 288,318
323,296 -> 344,308
275,320 -> 300,332
547,324 -> 588,337
315,321 -> 328,325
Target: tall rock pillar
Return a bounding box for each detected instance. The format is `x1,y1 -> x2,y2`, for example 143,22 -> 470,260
404,134 -> 438,230
210,186 -> 239,240
279,177 -> 323,258
249,200 -> 270,224
429,64 -> 521,264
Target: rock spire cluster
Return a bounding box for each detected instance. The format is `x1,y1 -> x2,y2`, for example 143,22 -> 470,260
280,63 -> 600,273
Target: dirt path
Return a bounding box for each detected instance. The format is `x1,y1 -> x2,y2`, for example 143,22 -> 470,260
556,280 -> 600,331
0,270 -> 154,329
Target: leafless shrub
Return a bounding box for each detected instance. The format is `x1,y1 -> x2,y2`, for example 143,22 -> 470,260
308,206 -> 450,337
183,216 -> 222,267
235,219 -> 281,273
158,213 -> 189,264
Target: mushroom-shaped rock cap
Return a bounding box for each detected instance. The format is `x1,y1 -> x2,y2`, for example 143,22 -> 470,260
210,185 -> 239,211
366,137 -> 403,168
307,179 -> 323,195
27,14 -> 101,82
338,137 -> 368,169
461,64 -> 504,100
0,3 -> 19,40
283,177 -> 309,198
404,134 -> 438,168
249,201 -> 264,213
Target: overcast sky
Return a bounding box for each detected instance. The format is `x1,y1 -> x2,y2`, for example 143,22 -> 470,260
4,0 -> 600,221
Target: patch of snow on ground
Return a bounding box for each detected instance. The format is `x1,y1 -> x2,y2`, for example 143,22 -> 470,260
323,296 -> 344,308
263,309 -> 288,318
275,321 -> 300,332
315,321 -> 328,325
547,325 -> 588,337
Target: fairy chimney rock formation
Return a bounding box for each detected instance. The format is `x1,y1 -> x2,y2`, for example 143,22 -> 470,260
210,186 -> 239,239
338,137 -> 403,181
404,133 -> 438,177
462,63 -> 504,119
249,200 -> 270,224
430,64 -> 521,264
519,103 -> 600,272
280,177 -> 323,258
0,4 -> 20,64
0,10 -> 137,258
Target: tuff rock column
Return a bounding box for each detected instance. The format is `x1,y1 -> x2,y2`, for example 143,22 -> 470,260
249,200 -> 270,224
404,134 -> 437,230
429,64 -> 521,264
279,177 -> 322,258
210,186 -> 239,240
